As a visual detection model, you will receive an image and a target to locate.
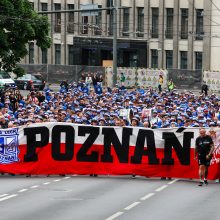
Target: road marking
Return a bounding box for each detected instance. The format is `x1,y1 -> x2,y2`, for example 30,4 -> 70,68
30,185 -> 39,189
0,194 -> 8,198
124,202 -> 140,211
63,177 -> 70,179
155,185 -> 168,192
105,212 -> 124,220
140,193 -> 155,201
168,179 -> 178,185
54,179 -> 61,182
0,194 -> 17,202
43,182 -> 51,185
18,189 -> 28,193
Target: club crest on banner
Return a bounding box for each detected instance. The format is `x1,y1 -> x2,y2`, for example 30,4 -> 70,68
0,128 -> 19,164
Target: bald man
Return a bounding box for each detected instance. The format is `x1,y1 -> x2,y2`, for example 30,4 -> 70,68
195,129 -> 214,186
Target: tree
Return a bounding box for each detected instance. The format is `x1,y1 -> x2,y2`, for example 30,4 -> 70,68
0,0 -> 51,76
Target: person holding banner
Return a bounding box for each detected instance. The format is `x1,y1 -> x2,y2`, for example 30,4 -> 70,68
195,129 -> 214,186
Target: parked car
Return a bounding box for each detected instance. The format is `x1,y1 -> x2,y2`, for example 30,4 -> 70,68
15,73 -> 46,90
0,71 -> 16,89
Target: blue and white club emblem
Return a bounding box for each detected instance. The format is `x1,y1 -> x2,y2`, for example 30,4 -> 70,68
0,128 -> 19,164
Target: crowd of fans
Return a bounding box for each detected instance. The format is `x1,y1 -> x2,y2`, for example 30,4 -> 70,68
0,72 -> 220,129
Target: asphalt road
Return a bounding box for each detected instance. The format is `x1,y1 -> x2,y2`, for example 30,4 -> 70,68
0,175 -> 219,220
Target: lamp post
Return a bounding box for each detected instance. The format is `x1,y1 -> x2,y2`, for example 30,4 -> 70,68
112,0 -> 118,86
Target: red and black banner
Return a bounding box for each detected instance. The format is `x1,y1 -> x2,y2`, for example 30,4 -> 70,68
0,123 -> 220,179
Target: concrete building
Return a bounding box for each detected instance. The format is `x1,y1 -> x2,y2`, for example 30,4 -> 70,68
23,0 -> 220,71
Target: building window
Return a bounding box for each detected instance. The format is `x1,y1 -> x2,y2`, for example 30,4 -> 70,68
68,45 -> 74,65
95,5 -> 102,35
166,8 -> 173,39
123,8 -> 130,36
29,43 -> 34,64
54,4 -> 61,33
181,9 -> 188,39
107,0 -> 113,14
67,4 -> 74,33
152,8 -> 159,38
41,3 -> 48,14
29,2 -> 34,10
195,52 -> 203,70
55,44 -> 61,64
41,49 -> 47,64
137,7 -> 144,37
166,50 -> 173,68
151,49 -> 158,68
196,9 -> 204,40
81,16 -> 88,34
109,12 -> 113,36
180,51 -> 188,69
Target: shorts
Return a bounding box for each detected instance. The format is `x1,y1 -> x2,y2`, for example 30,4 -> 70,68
198,154 -> 211,166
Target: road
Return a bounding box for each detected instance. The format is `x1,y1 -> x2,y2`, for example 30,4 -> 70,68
0,175 -> 219,220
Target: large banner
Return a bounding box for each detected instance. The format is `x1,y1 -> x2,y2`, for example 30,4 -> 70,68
0,123 -> 220,179
168,69 -> 202,90
203,71 -> 220,91
105,67 -> 168,88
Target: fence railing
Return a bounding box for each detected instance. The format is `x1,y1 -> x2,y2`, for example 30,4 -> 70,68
20,64 -> 217,90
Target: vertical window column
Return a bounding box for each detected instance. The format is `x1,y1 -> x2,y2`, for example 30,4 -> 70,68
180,51 -> 188,69
81,16 -> 88,34
95,5 -> 102,35
55,44 -> 61,64
152,8 -> 159,38
151,49 -> 158,68
196,9 -> 204,40
181,9 -> 188,39
41,49 -> 48,64
166,8 -> 173,39
166,50 -> 173,68
137,7 -> 144,37
54,4 -> 61,33
195,52 -> 203,69
67,4 -> 74,33
122,8 -> 130,36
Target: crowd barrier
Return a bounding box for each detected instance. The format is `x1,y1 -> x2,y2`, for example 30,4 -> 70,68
19,64 -> 220,91
203,71 -> 220,92
0,123 -> 220,179
105,67 -> 168,89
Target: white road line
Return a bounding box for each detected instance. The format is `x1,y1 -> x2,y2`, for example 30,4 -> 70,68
155,185 -> 168,192
63,177 -> 70,179
54,179 -> 61,182
30,185 -> 39,189
124,202 -> 140,211
105,212 -> 124,220
140,193 -> 155,201
0,194 -> 17,202
168,179 -> 178,185
0,194 -> 8,198
43,182 -> 51,185
18,189 -> 28,193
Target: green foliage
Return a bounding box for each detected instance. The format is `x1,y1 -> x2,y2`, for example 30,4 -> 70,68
0,0 -> 51,75
13,66 -> 25,77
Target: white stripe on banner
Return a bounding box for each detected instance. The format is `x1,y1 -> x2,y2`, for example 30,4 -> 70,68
16,122 -> 207,148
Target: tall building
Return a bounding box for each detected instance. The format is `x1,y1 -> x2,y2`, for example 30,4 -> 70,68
23,0 -> 220,71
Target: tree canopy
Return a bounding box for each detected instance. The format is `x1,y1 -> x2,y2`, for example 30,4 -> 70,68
0,0 -> 51,76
